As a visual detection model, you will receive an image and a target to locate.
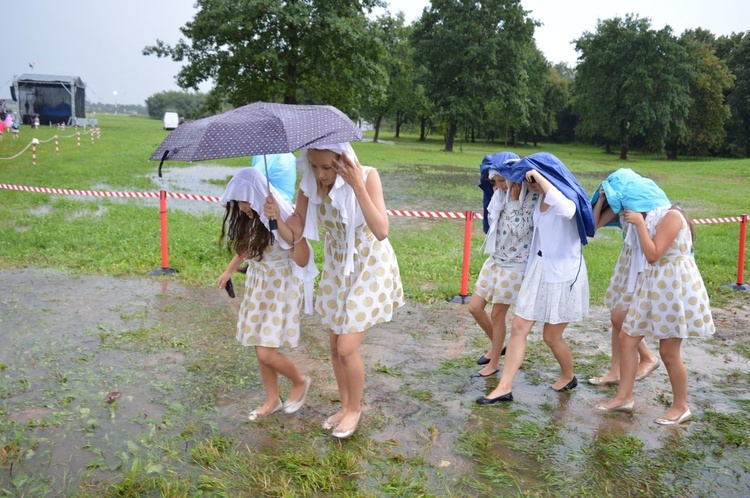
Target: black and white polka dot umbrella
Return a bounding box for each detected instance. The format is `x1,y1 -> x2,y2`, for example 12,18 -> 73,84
150,101 -> 363,163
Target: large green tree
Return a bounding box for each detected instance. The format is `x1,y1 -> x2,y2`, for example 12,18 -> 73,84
572,15 -> 694,159
145,91 -> 208,120
410,0 -> 535,151
665,29 -> 734,158
143,0 -> 387,116
717,31 -> 750,157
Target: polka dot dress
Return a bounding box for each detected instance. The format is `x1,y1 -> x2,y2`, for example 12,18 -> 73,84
315,170 -> 404,334
623,212 -> 715,339
603,220 -> 634,311
236,243 -> 303,348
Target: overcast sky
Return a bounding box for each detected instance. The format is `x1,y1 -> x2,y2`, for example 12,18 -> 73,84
2,0 -> 747,107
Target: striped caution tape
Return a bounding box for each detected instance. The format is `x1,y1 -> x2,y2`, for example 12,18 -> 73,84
0,183 -> 745,224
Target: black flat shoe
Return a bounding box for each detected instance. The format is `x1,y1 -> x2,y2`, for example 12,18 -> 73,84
471,369 -> 499,378
476,392 -> 513,404
475,347 -> 507,365
552,376 -> 578,392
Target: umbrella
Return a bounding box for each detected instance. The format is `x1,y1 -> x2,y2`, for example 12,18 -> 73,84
150,101 -> 363,235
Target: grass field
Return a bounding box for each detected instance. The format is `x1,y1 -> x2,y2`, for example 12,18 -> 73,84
0,114 -> 748,307
2,114 -> 750,497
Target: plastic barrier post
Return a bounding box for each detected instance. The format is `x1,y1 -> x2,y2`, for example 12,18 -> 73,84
55,136 -> 59,155
450,210 -> 474,304
149,190 -> 178,276
77,132 -> 80,148
723,214 -> 749,292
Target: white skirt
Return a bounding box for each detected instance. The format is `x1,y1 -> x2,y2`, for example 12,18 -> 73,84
515,254 -> 589,324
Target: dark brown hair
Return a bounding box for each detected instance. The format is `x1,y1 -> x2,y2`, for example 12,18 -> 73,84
219,201 -> 271,261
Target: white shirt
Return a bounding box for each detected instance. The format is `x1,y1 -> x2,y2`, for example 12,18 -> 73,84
526,185 -> 582,283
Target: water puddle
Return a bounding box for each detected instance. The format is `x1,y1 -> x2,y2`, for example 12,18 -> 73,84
1,267 -> 749,495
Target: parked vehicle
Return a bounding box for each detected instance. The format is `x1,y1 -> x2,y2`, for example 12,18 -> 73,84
163,111 -> 179,130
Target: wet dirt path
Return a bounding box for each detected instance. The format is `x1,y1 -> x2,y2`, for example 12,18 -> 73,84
1,267 -> 749,495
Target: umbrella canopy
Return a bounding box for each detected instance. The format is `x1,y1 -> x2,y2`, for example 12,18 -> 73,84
150,101 -> 363,163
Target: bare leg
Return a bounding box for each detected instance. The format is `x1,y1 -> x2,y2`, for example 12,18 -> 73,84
484,316 -> 535,398
468,293 -> 492,359
599,332 -> 643,409
254,346 -> 285,413
332,331 -> 368,433
483,303 -> 510,373
542,322 -> 574,389
326,330 -> 349,426
658,338 -> 688,419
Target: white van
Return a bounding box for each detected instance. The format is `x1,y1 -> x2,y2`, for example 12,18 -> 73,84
163,111 -> 179,130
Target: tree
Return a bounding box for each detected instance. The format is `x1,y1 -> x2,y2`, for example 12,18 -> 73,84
717,31 -> 750,157
411,0 -> 535,151
665,29 -> 734,158
143,0 -> 387,117
571,15 -> 694,159
145,91 -> 208,120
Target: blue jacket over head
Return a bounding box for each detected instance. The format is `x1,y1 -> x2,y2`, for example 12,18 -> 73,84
478,151 -> 520,233
590,169 -> 671,228
505,152 -> 595,246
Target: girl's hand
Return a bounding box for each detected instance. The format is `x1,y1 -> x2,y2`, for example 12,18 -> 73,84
598,185 -> 606,200
263,194 -> 278,220
217,271 -> 231,289
333,152 -> 364,189
509,182 -> 522,201
525,169 -> 540,183
286,212 -> 304,240
622,209 -> 645,226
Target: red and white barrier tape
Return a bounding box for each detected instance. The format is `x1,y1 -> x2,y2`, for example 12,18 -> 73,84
0,183 -> 746,224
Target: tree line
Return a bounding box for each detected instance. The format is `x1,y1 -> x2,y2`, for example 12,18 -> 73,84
143,0 -> 750,159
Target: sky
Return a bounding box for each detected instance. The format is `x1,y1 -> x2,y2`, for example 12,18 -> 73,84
3,0 -> 747,107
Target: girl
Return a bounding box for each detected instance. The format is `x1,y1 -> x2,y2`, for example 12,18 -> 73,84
470,152 -> 536,378
597,204 -> 714,424
478,152 -> 594,404
589,169 -> 662,386
294,142 -> 404,439
217,168 -> 316,421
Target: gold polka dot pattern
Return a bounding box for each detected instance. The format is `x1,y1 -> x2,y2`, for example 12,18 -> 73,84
236,243 -> 303,348
623,212 -> 715,339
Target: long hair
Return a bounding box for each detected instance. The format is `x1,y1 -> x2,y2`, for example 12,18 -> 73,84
218,201 -> 271,261
671,205 -> 696,248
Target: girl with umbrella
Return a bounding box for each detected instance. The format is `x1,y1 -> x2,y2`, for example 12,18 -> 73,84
293,143 -> 404,439
217,168 -> 316,421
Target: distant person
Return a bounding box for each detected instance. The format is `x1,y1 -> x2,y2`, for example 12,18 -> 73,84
217,168 -> 317,422
0,119 -> 4,140
33,115 -> 40,129
11,120 -> 19,140
3,113 -> 11,132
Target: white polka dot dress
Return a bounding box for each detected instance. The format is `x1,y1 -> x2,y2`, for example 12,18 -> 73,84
315,180 -> 404,334
623,212 -> 715,339
603,220 -> 634,311
236,242 -> 303,348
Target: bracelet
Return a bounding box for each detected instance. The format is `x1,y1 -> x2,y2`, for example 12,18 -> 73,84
293,236 -> 304,245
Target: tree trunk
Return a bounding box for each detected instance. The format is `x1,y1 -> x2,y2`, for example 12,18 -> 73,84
419,116 -> 427,141
445,121 -> 457,152
395,110 -> 403,138
373,114 -> 382,143
619,121 -> 629,160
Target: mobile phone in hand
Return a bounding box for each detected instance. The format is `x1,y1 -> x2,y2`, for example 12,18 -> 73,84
225,278 -> 235,298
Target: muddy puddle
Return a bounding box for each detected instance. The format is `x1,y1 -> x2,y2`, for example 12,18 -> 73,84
1,267 -> 749,495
